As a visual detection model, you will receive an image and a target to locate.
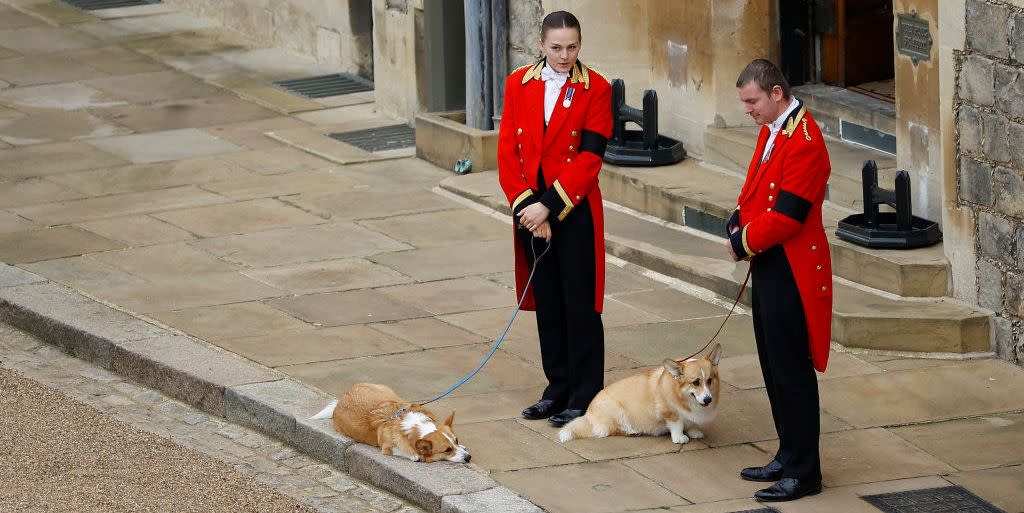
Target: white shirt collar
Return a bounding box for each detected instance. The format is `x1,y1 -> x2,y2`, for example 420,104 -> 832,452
768,97 -> 801,134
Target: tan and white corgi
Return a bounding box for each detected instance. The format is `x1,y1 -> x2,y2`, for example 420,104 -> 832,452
559,344 -> 722,444
311,383 -> 471,463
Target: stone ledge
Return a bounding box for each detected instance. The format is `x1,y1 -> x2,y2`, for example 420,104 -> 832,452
416,111 -> 498,173
441,487 -> 544,513
344,443 -> 499,513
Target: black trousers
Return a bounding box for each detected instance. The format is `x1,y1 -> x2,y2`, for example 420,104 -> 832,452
750,245 -> 821,481
518,198 -> 604,410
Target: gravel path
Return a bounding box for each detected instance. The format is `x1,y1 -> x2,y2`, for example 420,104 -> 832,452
0,365 -> 316,513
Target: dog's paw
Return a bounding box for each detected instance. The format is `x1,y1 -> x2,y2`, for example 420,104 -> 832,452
686,428 -> 704,439
670,433 -> 690,444
558,428 -> 573,443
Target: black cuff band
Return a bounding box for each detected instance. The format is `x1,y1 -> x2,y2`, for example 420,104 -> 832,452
579,130 -> 608,158
775,189 -> 812,223
726,209 -> 740,236
538,189 -> 566,221
729,229 -> 749,259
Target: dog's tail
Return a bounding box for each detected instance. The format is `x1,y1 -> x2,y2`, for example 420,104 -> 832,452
310,400 -> 338,420
558,415 -> 595,443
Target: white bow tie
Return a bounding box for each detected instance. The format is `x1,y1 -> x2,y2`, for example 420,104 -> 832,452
541,65 -> 569,83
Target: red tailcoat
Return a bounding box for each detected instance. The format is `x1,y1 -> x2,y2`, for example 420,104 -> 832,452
497,60 -> 612,312
728,104 -> 833,372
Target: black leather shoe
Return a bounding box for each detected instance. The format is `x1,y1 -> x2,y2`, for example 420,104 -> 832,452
521,399 -> 565,420
547,408 -> 585,427
754,477 -> 822,502
740,459 -> 784,482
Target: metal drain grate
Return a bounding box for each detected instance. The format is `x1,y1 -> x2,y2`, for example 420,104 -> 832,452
61,0 -> 161,9
862,486 -> 1005,513
272,73 -> 374,99
329,124 -> 415,153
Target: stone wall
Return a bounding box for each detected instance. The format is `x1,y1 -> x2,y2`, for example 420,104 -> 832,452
956,0 -> 1024,364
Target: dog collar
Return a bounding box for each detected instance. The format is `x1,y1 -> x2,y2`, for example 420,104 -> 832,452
388,407 -> 409,421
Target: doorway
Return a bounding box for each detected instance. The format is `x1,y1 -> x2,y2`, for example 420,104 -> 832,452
780,0 -> 895,102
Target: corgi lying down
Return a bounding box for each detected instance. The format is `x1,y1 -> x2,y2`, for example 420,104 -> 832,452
311,383 -> 470,463
559,343 -> 721,444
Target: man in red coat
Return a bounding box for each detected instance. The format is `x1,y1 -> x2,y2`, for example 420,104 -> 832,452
727,59 -> 832,502
496,11 -> 611,428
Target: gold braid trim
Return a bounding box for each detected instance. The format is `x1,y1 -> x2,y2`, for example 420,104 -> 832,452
741,225 -> 757,257
553,180 -> 574,221
512,189 -> 533,211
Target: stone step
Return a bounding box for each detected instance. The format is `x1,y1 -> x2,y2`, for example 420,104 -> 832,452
703,126 -> 900,212
597,160 -> 949,298
439,171 -> 990,355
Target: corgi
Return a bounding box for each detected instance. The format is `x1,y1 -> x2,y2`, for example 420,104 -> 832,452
311,383 -> 471,463
558,343 -> 722,444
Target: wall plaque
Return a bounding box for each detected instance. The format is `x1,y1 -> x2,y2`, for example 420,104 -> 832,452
896,11 -> 932,64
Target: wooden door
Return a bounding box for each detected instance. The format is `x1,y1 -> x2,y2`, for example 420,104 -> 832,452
821,0 -> 894,87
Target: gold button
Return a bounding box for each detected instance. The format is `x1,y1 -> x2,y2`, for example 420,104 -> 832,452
811,245 -> 817,250
519,158 -> 524,164
770,182 -> 776,189
821,286 -> 827,292
518,143 -> 522,149
816,265 -> 822,270
567,158 -> 573,163
575,194 -> 581,200
521,174 -> 526,179
517,128 -> 522,135
767,208 -> 773,212
571,130 -> 578,137
768,195 -> 774,201
568,145 -> 574,150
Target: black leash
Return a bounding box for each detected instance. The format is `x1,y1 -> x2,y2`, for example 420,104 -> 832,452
677,269 -> 752,362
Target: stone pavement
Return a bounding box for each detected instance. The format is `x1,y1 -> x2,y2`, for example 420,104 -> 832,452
0,2 -> 1023,513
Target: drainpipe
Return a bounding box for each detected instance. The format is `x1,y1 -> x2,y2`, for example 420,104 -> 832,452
465,0 -> 493,130
491,0 -> 507,124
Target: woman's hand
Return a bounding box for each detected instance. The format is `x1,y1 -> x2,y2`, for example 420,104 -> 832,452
531,220 -> 552,242
517,203 -> 550,231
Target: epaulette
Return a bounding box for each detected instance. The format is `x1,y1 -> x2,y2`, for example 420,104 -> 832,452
519,60 -> 595,90
781,105 -> 809,140
520,59 -> 545,84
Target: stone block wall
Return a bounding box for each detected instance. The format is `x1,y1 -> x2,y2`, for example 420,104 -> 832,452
956,0 -> 1024,364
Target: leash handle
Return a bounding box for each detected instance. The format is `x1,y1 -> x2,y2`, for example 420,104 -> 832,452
678,269 -> 751,363
418,236 -> 551,406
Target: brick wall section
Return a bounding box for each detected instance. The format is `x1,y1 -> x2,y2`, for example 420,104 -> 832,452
957,0 -> 1024,364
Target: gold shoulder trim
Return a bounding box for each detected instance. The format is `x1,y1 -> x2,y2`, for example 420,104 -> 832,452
520,59 -> 545,85
741,225 -> 757,257
569,61 -> 592,90
783,106 -> 807,138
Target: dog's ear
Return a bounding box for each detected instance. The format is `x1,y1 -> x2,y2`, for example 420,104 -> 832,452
709,343 -> 722,367
443,411 -> 455,427
415,439 -> 433,454
663,358 -> 682,379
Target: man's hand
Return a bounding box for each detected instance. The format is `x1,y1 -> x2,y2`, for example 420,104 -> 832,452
517,203 -> 550,231
531,220 -> 552,242
727,225 -> 741,262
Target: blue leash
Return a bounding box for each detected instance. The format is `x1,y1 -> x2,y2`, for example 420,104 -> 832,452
418,236 -> 551,406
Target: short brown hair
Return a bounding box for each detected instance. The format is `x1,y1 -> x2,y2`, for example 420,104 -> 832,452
541,11 -> 581,41
736,59 -> 790,99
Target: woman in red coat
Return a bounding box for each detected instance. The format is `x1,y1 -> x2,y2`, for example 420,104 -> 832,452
496,10 -> 612,427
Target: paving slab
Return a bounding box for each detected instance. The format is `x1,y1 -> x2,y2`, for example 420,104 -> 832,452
17,1 -> 95,25
890,412 -> 1024,471
0,226 -> 122,263
214,324 -> 419,368
438,307 -> 540,343
202,116 -> 310,150
210,75 -> 325,114
518,415 -> 697,461
112,334 -> 280,416
152,198 -> 327,237
0,82 -> 126,111
0,54 -> 108,86
947,465 -> 1024,513
278,343 -> 546,400
76,11 -> 215,39
603,266 -> 665,296
612,288 -> 730,322
198,169 -> 357,201
755,428 -> 956,487
495,460 -> 687,513
819,359 -> 1024,428
90,95 -> 279,132
0,262 -> 43,287
123,28 -> 259,60
497,333 -> 641,373
698,387 -> 851,448
64,45 -> 168,75
369,318 -> 488,350
425,386 -> 546,425
0,109 -> 131,145
13,185 -> 228,225
456,419 -> 584,472
22,255 -> 145,290
163,46 -> 336,81
757,476 -> 954,513
294,103 -> 381,125
0,178 -> 84,208
718,352 -> 885,390
360,210 -> 508,249
267,122 -> 415,165
0,7 -> 42,29
149,302 -> 312,342
88,242 -> 239,279
86,2 -> 178,19
75,215 -> 195,245
196,222 -> 412,267
213,146 -> 336,176
0,25 -> 101,54
0,46 -> 17,60
47,157 -> 255,196
270,289 -> 432,327
89,272 -> 285,313
624,444 -> 772,503
627,498 -> 764,513
241,257 -> 413,295
604,317 -> 756,366
290,187 -> 456,221
84,70 -> 224,104
0,141 -> 127,179
377,277 -> 514,316
0,211 -> 37,233
86,128 -> 245,164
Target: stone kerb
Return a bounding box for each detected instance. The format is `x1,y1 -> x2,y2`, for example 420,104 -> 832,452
0,265 -> 537,513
